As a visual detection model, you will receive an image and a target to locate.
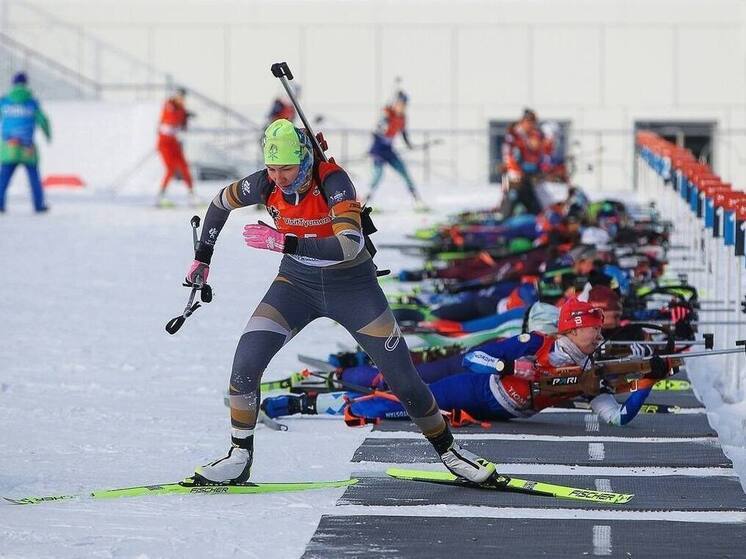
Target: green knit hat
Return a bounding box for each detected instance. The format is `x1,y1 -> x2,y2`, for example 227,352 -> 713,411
263,119 -> 303,165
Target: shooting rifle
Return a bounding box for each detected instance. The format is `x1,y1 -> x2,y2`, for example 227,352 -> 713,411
531,342 -> 746,398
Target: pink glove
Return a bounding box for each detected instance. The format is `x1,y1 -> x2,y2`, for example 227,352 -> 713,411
185,260 -> 209,286
243,221 -> 285,253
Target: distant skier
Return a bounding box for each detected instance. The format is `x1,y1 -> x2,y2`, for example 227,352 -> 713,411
366,91 -> 426,210
156,87 -> 195,207
0,72 -> 51,213
266,85 -> 298,127
501,108 -> 545,216
185,119 -> 495,486
540,121 -> 568,182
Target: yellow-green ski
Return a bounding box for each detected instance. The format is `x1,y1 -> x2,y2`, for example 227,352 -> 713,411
3,477 -> 358,506
386,468 -> 633,505
652,379 -> 691,391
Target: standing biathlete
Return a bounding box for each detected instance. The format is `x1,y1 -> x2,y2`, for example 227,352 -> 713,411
185,119 -> 494,485
366,91 -> 426,210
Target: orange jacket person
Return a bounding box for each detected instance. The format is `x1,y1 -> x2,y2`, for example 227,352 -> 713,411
157,87 -> 195,206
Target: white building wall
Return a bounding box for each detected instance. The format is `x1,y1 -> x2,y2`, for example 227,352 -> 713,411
4,0 -> 746,189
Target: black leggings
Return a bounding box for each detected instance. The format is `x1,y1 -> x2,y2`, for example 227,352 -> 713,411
502,176 -> 542,217
227,257 -> 446,440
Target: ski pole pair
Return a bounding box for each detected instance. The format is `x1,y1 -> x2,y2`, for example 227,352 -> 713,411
165,215 -> 214,334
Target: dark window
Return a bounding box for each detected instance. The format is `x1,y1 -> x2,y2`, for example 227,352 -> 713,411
634,121 -> 715,165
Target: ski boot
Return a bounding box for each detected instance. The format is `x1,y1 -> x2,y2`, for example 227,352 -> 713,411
260,393 -> 317,418
439,442 -> 497,485
413,198 -> 432,213
193,438 -> 253,485
156,192 -> 175,208
261,393 -> 349,418
188,189 -> 202,208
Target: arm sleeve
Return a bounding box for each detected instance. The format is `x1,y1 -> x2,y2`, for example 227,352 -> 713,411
590,386 -> 652,426
401,127 -> 414,149
462,333 -> 545,373
473,333 -> 545,361
196,170 -> 270,263
283,170 -> 365,263
462,351 -> 511,375
501,132 -> 520,172
35,102 -> 51,141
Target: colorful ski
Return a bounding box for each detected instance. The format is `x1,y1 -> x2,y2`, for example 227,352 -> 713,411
639,403 -> 684,414
297,354 -> 338,373
652,379 -> 691,391
225,371 -> 331,408
386,468 -> 633,505
4,477 -> 358,506
261,371 -> 309,392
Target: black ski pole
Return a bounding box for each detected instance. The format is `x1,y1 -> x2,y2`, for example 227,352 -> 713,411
165,215 -> 213,334
270,62 -> 328,162
270,62 -> 388,274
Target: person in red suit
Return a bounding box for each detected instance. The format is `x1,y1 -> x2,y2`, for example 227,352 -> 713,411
501,108 -> 545,216
157,87 -> 195,207
266,95 -> 296,125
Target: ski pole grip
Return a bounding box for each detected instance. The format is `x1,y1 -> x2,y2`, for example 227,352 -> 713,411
704,333 -> 714,350
271,62 -> 293,80
165,316 -> 185,335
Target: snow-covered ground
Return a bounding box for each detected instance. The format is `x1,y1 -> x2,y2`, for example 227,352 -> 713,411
0,180 -> 494,558
1,179 -> 745,558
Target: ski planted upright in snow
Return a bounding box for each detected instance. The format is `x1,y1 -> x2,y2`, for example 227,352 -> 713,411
4,477 -> 358,506
386,467 -> 633,505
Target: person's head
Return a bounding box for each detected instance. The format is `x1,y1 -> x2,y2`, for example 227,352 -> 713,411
173,87 -> 187,103
526,302 -> 560,335
12,72 -> 27,86
587,285 -> 622,329
392,90 -> 408,114
263,119 -> 313,195
520,108 -> 537,130
558,298 -> 604,354
596,202 -> 623,238
541,256 -> 577,295
569,244 -> 597,276
580,227 -> 611,251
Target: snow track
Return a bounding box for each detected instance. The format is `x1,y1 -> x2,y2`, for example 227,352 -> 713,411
2,183 -> 745,558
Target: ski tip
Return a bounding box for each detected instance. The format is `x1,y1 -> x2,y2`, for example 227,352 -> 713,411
2,497 -> 25,505
2,494 -> 74,505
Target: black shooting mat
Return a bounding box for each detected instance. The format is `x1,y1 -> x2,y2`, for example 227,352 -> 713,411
352,438 -> 731,467
639,388 -> 701,407
302,516 -> 746,559
337,474 -> 746,511
546,390 -> 702,410
372,412 -> 717,437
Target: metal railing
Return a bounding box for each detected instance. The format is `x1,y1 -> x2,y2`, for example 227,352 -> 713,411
1,0 -> 261,132
638,134 -> 746,403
